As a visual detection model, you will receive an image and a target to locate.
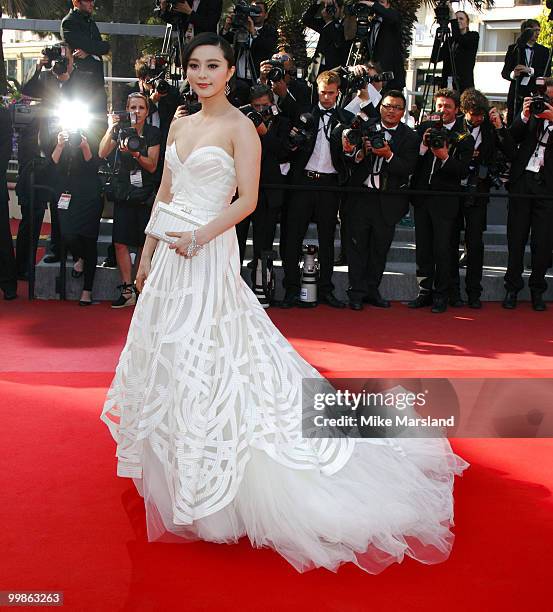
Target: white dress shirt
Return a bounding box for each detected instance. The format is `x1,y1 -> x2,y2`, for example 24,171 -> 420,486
363,124 -> 397,189
344,84 -> 382,116
522,113 -> 552,172
305,103 -> 337,174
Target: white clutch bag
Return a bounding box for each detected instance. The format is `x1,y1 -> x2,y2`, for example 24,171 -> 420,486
145,201 -> 204,244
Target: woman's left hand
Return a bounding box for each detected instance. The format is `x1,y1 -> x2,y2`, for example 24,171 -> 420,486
167,231 -> 197,257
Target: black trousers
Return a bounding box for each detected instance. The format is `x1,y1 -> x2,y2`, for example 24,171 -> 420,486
504,171 -> 553,295
236,190 -> 280,266
414,197 -> 459,300
345,191 -> 395,302
0,196 -> 17,293
451,200 -> 487,299
282,173 -> 340,296
64,234 -> 98,292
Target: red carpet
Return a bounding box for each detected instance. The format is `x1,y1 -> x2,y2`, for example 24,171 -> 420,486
1,299 -> 552,611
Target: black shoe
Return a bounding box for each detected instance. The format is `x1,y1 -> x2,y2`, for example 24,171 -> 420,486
111,283 -> 136,308
431,299 -> 447,313
468,297 -> 482,309
43,254 -> 60,264
279,293 -> 299,309
531,293 -> 546,312
349,301 -> 363,311
17,271 -> 29,281
365,293 -> 391,308
449,295 -> 465,307
2,287 -> 17,300
502,291 -> 518,309
319,292 -> 346,308
407,294 -> 433,308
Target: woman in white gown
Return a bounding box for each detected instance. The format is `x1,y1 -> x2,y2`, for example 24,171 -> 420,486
101,33 -> 469,574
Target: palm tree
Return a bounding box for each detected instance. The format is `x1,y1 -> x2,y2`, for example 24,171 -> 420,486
0,0 -> 67,94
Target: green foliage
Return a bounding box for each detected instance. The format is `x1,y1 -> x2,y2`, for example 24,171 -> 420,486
537,3 -> 553,49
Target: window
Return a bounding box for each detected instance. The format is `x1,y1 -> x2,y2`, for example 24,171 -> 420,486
22,58 -> 36,80
4,59 -> 17,79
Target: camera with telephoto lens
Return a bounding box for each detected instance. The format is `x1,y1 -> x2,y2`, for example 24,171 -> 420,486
145,54 -> 170,94
345,1 -> 374,18
180,91 -> 202,115
112,111 -> 146,153
340,67 -> 394,91
289,112 -> 316,149
530,77 -> 551,116
240,103 -> 278,127
424,113 -> 452,149
344,113 -> 386,148
265,60 -> 286,83
42,44 -> 68,76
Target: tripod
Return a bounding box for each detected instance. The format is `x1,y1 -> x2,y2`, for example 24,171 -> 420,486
340,17 -> 375,106
419,21 -> 459,123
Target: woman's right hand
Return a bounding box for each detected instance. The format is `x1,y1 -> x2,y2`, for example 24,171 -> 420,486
135,256 -> 151,293
57,131 -> 68,147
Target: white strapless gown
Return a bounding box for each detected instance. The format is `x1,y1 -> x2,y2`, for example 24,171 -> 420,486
101,143 -> 469,574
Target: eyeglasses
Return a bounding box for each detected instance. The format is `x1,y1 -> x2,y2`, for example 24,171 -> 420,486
381,103 -> 405,111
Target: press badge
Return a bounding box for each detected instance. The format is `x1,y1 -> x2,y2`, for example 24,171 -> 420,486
130,169 -> 143,187
527,150 -> 543,173
57,193 -> 71,209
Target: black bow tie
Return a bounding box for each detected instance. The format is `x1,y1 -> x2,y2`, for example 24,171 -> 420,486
321,108 -> 335,117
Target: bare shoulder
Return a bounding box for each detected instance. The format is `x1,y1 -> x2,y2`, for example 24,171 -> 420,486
169,115 -> 192,145
229,108 -> 260,152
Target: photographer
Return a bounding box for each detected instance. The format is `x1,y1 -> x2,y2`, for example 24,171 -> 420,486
438,10 -> 479,95
221,1 -> 278,92
280,70 -> 354,309
50,127 -> 103,306
0,106 -> 17,300
342,62 -> 385,115
303,1 -> 348,92
99,93 -> 161,308
61,0 -> 110,119
503,78 -> 553,311
408,88 -> 475,313
15,46 -> 76,270
125,55 -> 180,171
501,19 -> 551,125
450,89 -> 515,309
349,0 -> 406,91
259,53 -> 312,122
235,85 -> 293,271
339,91 -> 420,310
157,1 -> 222,40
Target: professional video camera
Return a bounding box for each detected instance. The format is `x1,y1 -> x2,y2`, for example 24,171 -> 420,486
145,54 -> 171,95
42,44 -> 69,76
339,67 -> 394,91
240,102 -> 278,127
344,0 -> 373,38
530,77 -> 551,116
112,111 -> 146,153
229,0 -> 263,43
289,112 -> 316,149
344,114 -> 386,148
423,113 -> 459,149
434,0 -> 451,32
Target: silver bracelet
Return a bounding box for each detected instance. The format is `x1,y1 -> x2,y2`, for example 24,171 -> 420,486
186,229 -> 203,257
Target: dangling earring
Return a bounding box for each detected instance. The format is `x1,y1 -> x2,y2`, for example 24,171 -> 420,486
225,81 -> 230,96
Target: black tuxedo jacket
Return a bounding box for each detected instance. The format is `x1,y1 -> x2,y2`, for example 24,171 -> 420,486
502,42 -> 551,96
509,115 -> 553,191
289,106 -> 354,183
260,115 -> 293,209
412,116 -> 475,215
337,121 -> 420,225
367,3 -> 405,90
303,3 -> 348,78
277,79 -> 312,123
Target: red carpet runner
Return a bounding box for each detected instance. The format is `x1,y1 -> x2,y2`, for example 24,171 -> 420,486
1,298 -> 552,611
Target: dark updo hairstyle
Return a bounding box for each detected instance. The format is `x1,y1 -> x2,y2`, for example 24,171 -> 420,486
181,32 -> 235,70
